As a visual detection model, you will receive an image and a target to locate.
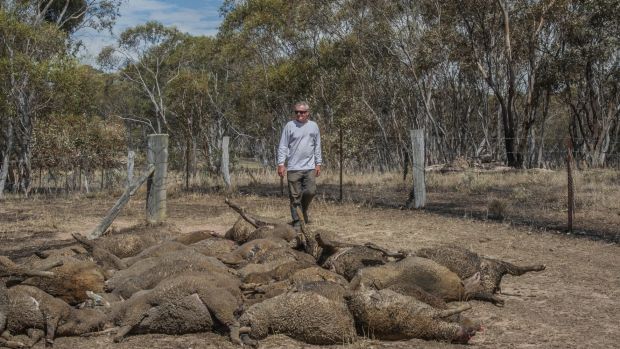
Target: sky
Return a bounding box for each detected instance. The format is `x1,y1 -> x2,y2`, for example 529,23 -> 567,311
75,0 -> 224,65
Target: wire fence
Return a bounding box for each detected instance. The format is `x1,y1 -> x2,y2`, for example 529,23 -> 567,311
1,135 -> 618,243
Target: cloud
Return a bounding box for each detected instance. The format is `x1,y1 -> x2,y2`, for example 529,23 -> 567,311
76,0 -> 223,65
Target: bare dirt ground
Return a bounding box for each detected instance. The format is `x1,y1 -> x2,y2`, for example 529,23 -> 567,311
1,192 -> 618,349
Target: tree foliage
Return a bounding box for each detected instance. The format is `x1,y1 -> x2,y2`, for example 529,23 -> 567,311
1,0 -> 619,197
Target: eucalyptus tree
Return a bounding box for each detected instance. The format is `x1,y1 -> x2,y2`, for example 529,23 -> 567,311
0,10 -> 67,195
0,0 -> 121,196
424,0 -> 564,168
98,21 -> 187,134
165,36 -> 215,185
556,0 -> 619,167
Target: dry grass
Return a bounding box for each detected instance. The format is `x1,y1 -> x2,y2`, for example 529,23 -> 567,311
0,192 -> 618,348
3,166 -> 618,242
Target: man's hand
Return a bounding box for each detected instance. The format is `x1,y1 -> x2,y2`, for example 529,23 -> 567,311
315,164 -> 321,177
277,164 -> 286,178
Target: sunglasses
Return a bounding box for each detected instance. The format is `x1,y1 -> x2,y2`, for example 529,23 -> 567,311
295,110 -> 308,114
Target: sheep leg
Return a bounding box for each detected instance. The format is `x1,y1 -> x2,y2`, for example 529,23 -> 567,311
315,233 -> 356,249
113,302 -> 151,342
0,337 -> 26,349
25,328 -> 44,347
0,312 -> 6,334
80,327 -> 119,337
436,304 -> 471,318
43,311 -> 62,347
364,242 -> 407,259
72,233 -> 127,270
501,261 -> 546,276
0,256 -> 57,278
421,321 -> 475,344
472,291 -> 505,306
240,333 -> 258,347
113,325 -> 134,342
295,207 -> 319,259
197,289 -> 242,345
1,330 -> 28,349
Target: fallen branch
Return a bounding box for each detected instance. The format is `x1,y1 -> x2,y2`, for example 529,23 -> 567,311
224,198 -> 277,228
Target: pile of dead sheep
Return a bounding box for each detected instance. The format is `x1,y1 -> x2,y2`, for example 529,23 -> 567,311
0,199 -> 545,348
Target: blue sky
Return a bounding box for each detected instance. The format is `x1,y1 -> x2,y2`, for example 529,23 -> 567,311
76,0 -> 224,65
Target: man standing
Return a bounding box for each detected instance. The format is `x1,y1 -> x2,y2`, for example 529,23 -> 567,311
277,101 -> 322,228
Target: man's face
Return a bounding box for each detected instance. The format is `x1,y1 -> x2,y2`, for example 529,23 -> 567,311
294,105 -> 310,123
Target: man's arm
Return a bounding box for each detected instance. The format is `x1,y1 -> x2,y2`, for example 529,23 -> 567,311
277,123 -> 289,177
314,124 -> 322,177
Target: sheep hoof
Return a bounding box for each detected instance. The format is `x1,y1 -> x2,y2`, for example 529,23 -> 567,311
240,334 -> 258,348
0,339 -> 27,349
493,297 -> 505,307
229,324 -> 242,345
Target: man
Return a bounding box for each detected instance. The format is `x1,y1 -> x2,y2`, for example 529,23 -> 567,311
277,101 -> 322,228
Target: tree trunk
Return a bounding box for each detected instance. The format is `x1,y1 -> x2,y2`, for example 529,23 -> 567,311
221,136 -> 231,190
185,136 -> 191,190
17,140 -> 33,196
0,121 -> 13,199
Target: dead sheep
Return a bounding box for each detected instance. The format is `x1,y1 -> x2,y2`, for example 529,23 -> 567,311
190,237 -> 238,259
294,281 -> 349,302
107,272 -> 243,344
105,250 -> 236,300
245,225 -> 298,244
239,291 -> 357,346
20,257 -> 106,305
218,238 -> 291,266
321,245 -> 388,281
225,217 -> 256,243
87,222 -> 182,258
0,284 -> 103,347
312,230 -> 407,280
241,259 -> 316,284
238,246 -> 315,283
415,245 -> 546,305
172,230 -> 218,245
241,267 -> 349,305
71,233 -> 127,271
346,287 -> 479,343
133,293 -> 213,335
121,241 -> 192,267
350,256 -> 482,302
288,266 -> 349,286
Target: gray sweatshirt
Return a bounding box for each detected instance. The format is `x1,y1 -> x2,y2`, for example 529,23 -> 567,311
277,120 -> 322,171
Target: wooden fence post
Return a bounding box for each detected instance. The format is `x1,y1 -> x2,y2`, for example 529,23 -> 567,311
146,134 -> 168,224
221,136 -> 231,191
127,150 -> 135,189
406,129 -> 426,209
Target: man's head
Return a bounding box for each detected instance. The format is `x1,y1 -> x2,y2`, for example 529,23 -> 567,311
294,101 -> 310,123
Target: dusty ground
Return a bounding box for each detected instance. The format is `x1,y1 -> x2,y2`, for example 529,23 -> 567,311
0,192 -> 618,349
